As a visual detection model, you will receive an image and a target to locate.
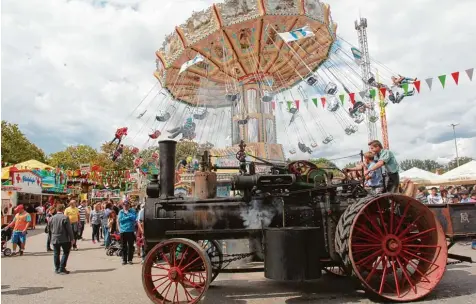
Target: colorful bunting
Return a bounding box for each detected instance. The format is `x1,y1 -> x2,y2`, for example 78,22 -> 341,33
295,100 -> 300,110
438,75 -> 446,88
320,97 -> 326,107
369,89 -> 376,99
451,71 -> 460,85
402,83 -> 409,94
349,92 -> 355,105
413,80 -> 421,93
271,101 -> 276,110
379,87 -> 387,98
286,101 -> 292,110
358,91 -> 366,99
338,94 -> 345,105
312,98 -> 318,107
425,78 -> 433,90
466,68 -> 474,81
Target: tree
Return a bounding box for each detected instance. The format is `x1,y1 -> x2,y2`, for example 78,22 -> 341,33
1,120 -> 47,164
344,161 -> 359,168
399,159 -> 444,172
309,158 -> 337,169
48,145 -> 99,169
176,141 -> 199,163
447,156 -> 473,170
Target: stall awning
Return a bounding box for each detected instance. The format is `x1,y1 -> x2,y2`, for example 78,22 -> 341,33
2,160 -> 54,180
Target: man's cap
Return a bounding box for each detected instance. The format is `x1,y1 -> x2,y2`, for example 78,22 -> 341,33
459,190 -> 469,195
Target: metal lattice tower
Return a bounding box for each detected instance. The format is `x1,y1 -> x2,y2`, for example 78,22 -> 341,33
355,18 -> 380,144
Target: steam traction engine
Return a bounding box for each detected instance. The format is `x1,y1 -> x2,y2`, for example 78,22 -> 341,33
142,140 -> 448,303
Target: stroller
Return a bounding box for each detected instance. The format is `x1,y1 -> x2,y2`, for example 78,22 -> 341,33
106,233 -> 122,257
1,225 -> 13,257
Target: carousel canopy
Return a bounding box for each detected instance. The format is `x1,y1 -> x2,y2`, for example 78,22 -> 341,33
154,0 -> 337,107
1,159 -> 54,180
439,160 -> 476,184
399,167 -> 443,184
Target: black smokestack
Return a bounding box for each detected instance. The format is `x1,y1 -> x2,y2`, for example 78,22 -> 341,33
159,140 -> 176,198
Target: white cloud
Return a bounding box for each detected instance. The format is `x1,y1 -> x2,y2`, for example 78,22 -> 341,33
2,0 -> 475,168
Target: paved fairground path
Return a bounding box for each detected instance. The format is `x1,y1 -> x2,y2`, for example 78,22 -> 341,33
2,225 -> 476,304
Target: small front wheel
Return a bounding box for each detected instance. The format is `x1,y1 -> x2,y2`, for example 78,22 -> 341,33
3,248 -> 12,257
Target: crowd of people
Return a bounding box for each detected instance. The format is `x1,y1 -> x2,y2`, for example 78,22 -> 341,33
416,185 -> 476,204
3,197 -> 146,274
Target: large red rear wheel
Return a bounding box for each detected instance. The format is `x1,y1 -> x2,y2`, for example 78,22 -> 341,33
142,238 -> 212,304
335,194 -> 447,302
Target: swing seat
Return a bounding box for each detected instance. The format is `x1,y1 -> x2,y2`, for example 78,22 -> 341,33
289,107 -> 298,114
193,108 -> 208,120
327,100 -> 339,112
237,118 -> 248,125
289,148 -> 296,154
369,115 -> 379,123
353,114 -> 365,124
344,125 -> 358,135
226,93 -> 240,102
367,76 -> 375,84
156,112 -> 171,122
322,135 -> 334,144
306,76 -> 318,86
310,142 -> 318,148
325,82 -> 338,95
261,95 -> 273,102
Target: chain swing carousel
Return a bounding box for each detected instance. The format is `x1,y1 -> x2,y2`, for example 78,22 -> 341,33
136,1 -> 454,303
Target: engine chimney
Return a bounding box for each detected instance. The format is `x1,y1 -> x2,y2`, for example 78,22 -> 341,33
159,140 -> 177,198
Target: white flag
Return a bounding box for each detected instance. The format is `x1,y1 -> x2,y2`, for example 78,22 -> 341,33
278,26 -> 315,43
179,54 -> 205,74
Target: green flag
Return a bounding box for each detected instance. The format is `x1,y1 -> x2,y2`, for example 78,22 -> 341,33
402,83 -> 409,94
286,101 -> 292,110
438,75 -> 447,88
369,89 -> 376,99
339,94 -> 345,105
312,98 -> 318,107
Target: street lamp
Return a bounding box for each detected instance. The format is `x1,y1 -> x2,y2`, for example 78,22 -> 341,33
449,123 -> 460,167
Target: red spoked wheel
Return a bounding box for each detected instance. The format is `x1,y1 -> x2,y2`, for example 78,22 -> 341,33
142,238 -> 212,304
335,194 -> 447,302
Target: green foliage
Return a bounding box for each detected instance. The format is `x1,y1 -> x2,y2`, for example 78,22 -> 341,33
176,141 -> 199,162
48,145 -> 99,169
447,156 -> 473,170
1,121 -> 47,164
344,162 -> 359,169
309,158 -> 337,169
399,159 -> 445,172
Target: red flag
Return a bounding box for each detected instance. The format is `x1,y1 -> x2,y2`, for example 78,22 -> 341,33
379,87 -> 386,98
413,80 -> 421,93
271,101 -> 276,110
349,93 -> 355,105
451,72 -> 460,85
295,100 -> 300,110
320,97 -> 326,107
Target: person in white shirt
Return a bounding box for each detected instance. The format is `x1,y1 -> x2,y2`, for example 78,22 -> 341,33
36,204 -> 45,224
427,187 -> 442,204
459,190 -> 471,203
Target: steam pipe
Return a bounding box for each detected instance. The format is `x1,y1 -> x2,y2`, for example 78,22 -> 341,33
159,140 -> 177,198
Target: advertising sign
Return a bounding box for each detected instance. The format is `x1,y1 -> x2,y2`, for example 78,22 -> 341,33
11,171 -> 43,194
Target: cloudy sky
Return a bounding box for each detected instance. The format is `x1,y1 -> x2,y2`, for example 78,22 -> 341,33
2,0 -> 475,167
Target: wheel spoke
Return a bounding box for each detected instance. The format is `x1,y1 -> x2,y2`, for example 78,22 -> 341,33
401,228 -> 436,243
401,249 -> 440,268
390,257 -> 401,298
375,201 -> 389,235
394,200 -> 412,235
378,255 -> 388,294
397,214 -> 423,238
396,256 -> 417,293
163,281 -> 173,302
389,199 -> 395,234
354,249 -> 383,266
362,211 -> 385,237
365,254 -> 384,283
354,225 -> 383,243
177,246 -> 190,268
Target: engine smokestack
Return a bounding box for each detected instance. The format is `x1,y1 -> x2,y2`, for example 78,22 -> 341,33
159,140 -> 177,198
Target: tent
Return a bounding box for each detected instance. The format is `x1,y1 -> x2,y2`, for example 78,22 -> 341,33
439,160 -> 476,184
399,167 -> 443,184
1,159 -> 54,180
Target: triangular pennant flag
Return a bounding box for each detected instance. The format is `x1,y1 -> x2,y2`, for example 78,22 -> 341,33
312,98 -> 318,107
286,101 -> 292,110
379,87 -> 387,98
451,71 -> 460,85
369,89 -> 376,99
295,100 -> 300,110
349,93 -> 355,105
338,94 -> 345,105
271,101 -> 276,110
358,91 -> 366,99
402,83 -> 409,94
413,80 -> 421,93
438,75 -> 446,88
425,78 -> 433,90
465,68 -> 474,81
320,97 -> 326,107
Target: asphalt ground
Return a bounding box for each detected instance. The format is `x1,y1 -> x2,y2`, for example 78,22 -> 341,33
1,225 -> 476,304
